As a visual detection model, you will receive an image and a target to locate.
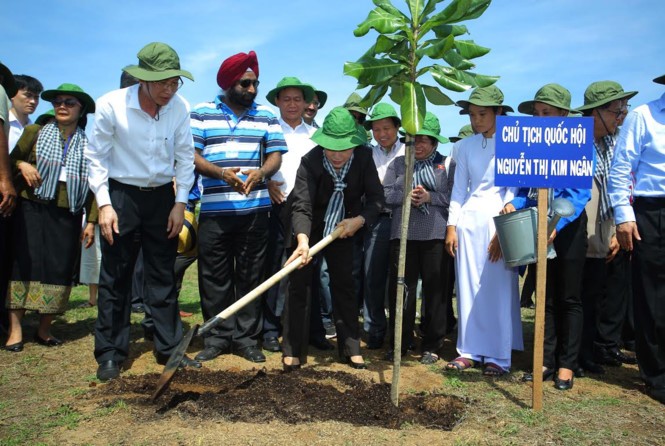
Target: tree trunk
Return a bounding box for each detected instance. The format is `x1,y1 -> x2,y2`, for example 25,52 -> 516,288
391,133 -> 415,407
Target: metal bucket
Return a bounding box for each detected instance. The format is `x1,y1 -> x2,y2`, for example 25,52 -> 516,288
493,208 -> 538,268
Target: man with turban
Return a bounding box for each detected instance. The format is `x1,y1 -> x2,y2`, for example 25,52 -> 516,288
191,51 -> 287,364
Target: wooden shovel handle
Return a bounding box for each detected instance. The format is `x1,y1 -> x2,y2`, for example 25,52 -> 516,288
198,225 -> 345,336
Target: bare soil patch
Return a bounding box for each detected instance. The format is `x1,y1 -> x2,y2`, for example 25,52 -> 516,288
94,368 -> 465,430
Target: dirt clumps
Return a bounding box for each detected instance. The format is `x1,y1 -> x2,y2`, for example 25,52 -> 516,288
97,367 -> 465,430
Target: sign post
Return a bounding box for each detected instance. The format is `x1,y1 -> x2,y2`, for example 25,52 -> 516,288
495,116 -> 594,410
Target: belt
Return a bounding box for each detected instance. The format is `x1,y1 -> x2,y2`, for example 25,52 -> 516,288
109,179 -> 172,192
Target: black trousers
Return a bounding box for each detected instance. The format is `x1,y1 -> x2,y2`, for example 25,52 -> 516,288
174,253 -> 197,297
94,181 -> 182,364
580,249 -> 631,363
0,214 -> 12,333
543,212 -> 587,370
632,198 -> 665,390
595,250 -> 631,349
283,237 -> 359,361
387,239 -> 449,353
197,212 -> 268,350
262,203 -> 286,339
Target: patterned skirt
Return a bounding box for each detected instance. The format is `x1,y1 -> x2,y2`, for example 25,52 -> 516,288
7,198 -> 81,314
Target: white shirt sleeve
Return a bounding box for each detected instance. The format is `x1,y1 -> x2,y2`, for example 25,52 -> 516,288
85,97 -> 114,207
447,143 -> 468,227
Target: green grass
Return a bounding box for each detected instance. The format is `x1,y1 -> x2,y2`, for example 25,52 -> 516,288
443,375 -> 467,390
509,407 -> 545,427
96,399 -> 129,416
44,404 -> 81,430
0,404 -> 81,445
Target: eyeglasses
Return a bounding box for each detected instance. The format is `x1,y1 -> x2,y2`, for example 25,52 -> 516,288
308,101 -> 321,108
52,98 -> 81,108
152,77 -> 184,92
603,108 -> 624,119
238,79 -> 260,89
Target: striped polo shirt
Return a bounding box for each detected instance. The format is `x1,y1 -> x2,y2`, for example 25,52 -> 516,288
191,96 -> 287,216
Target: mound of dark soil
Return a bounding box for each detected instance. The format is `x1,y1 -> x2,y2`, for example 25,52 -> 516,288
97,368 -> 465,430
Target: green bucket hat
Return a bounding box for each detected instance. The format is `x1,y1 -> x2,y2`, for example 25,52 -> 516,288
456,85 -> 514,114
266,76 -> 315,106
123,42 -> 194,82
449,124 -> 474,143
35,109 -> 56,126
575,81 -> 637,112
314,89 -> 328,109
0,61 -> 17,98
41,83 -> 96,114
343,92 -> 368,116
311,106 -> 367,151
364,103 -> 401,129
518,83 -> 572,115
415,112 -> 448,144
398,112 -> 448,144
653,74 -> 665,85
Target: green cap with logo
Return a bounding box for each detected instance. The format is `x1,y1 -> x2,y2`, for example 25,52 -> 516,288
518,83 -> 572,115
364,103 -> 401,129
311,106 -> 367,151
456,85 -> 514,114
574,81 -> 637,112
123,42 -> 194,82
266,76 -> 315,106
41,83 -> 96,114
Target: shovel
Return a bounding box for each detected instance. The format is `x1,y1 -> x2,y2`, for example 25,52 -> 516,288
151,225 -> 344,401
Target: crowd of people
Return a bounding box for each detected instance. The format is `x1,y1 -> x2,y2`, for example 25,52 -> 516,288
0,43 -> 663,406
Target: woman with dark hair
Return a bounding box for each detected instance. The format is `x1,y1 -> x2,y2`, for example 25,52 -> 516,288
444,86 -> 523,376
503,84 -> 591,390
282,106 -> 384,371
383,112 -> 455,364
4,83 -> 97,351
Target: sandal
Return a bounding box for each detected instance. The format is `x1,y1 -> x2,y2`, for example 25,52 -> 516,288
446,357 -> 475,371
483,362 -> 508,377
420,351 -> 440,365
77,302 -> 94,308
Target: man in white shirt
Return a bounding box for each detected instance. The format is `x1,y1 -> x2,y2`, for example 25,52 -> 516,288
362,103 -> 405,351
85,42 -> 198,381
8,75 -> 42,153
262,77 -> 316,352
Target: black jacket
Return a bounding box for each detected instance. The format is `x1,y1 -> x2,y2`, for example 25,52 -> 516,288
285,145 -> 384,247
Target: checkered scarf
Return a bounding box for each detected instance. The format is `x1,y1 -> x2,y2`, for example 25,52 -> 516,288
413,150 -> 437,214
594,135 -> 615,221
34,122 -> 89,213
322,153 -> 354,237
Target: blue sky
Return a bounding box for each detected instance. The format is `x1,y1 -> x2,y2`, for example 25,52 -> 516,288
3,0 -> 664,153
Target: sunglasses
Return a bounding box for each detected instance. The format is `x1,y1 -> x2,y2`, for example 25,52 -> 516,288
238,79 -> 260,88
52,98 -> 81,108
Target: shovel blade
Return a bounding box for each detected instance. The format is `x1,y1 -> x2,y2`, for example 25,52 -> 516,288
151,324 -> 199,402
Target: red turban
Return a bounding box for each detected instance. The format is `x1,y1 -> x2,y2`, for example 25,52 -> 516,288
216,51 -> 259,90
